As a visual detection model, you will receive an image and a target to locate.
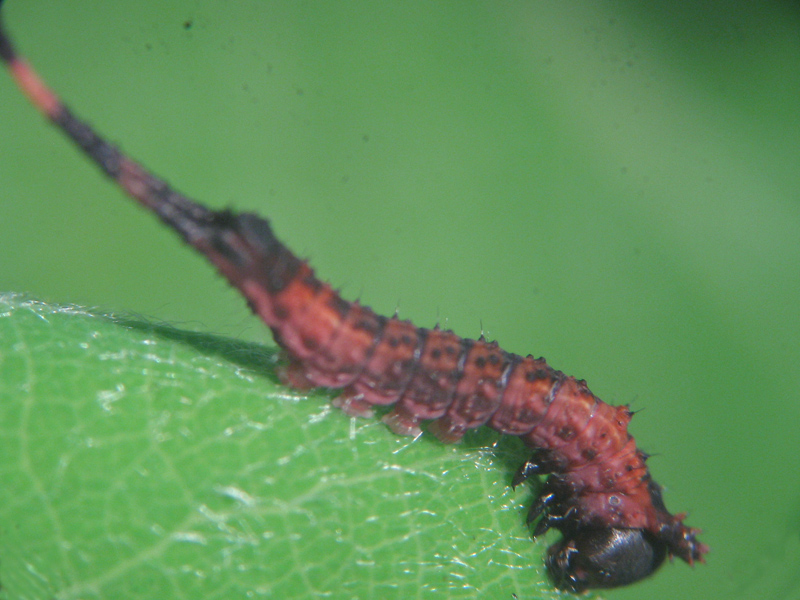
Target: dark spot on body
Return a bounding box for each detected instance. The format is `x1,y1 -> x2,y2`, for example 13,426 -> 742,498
315,349 -> 336,366
266,250 -> 302,292
527,368 -> 549,382
302,274 -> 323,292
328,295 -> 350,318
558,426 -> 576,441
355,318 -> 379,334
273,304 -> 289,320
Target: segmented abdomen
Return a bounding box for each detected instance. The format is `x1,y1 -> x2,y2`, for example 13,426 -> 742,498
234,214 -> 647,508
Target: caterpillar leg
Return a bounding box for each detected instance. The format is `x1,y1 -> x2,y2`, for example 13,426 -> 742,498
278,358 -> 377,419
525,477 -> 574,534
512,449 -> 567,488
331,387 -> 374,419
519,475 -> 671,591
277,356 -> 318,389
512,459 -> 545,489
527,490 -> 557,528
427,415 -> 466,444
381,405 -> 423,437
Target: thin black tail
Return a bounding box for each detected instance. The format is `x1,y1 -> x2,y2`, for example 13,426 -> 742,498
0,4 -> 308,332
0,5 -> 217,245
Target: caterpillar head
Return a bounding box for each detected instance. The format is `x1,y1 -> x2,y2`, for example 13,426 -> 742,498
545,527 -> 668,592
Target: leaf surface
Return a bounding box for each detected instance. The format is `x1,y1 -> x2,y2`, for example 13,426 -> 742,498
0,293 -> 565,600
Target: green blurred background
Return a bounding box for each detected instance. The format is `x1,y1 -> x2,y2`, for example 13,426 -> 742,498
1,1 -> 799,599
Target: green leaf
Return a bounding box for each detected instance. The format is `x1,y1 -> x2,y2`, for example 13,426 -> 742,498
0,293 -> 568,600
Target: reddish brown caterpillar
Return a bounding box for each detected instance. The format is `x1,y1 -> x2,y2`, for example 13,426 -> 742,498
0,8 -> 706,592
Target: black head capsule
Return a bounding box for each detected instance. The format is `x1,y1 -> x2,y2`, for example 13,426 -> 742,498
546,527 -> 668,592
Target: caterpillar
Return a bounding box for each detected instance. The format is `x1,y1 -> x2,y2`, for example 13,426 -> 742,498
0,7 -> 706,592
